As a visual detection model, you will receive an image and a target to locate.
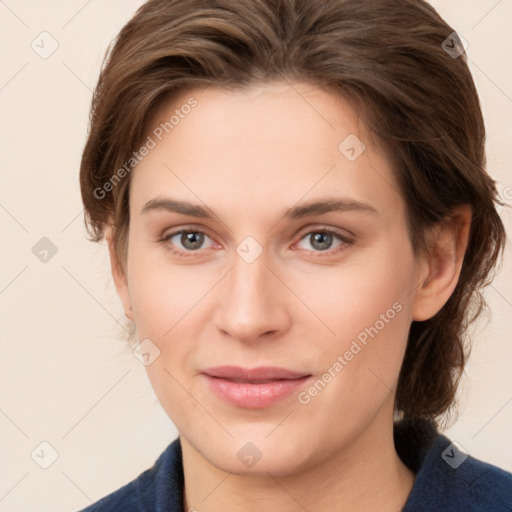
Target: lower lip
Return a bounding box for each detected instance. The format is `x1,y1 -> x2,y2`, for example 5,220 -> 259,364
203,375 -> 312,408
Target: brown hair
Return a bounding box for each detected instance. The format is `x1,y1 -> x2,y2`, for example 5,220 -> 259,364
80,0 -> 506,423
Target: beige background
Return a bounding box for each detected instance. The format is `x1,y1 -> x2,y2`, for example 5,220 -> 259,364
0,1 -> 511,510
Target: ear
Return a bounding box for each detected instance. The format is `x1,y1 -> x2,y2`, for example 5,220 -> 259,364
105,225 -> 133,321
412,204 -> 472,321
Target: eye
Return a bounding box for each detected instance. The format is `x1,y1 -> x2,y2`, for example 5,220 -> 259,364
294,229 -> 353,255
160,229 -> 216,256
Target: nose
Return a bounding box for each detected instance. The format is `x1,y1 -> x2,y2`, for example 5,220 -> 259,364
213,249 -> 291,343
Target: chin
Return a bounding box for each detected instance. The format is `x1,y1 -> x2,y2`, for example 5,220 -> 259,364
194,428 -> 317,477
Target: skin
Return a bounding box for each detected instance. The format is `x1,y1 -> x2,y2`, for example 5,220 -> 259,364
106,81 -> 471,511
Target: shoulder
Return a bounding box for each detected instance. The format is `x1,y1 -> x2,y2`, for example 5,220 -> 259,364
74,437 -> 184,512
403,430 -> 512,511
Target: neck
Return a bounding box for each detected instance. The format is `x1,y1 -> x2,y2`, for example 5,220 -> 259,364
181,407 -> 415,512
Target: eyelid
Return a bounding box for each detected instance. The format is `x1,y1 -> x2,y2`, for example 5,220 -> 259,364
294,224 -> 353,240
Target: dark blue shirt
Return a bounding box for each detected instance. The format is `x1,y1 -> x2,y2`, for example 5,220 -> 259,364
76,419 -> 512,511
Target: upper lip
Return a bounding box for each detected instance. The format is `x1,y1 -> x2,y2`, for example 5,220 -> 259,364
202,366 -> 311,381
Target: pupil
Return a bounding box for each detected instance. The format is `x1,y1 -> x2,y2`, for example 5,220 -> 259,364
312,232 -> 332,251
182,232 -> 203,250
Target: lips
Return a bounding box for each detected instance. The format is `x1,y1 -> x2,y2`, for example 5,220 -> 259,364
202,366 -> 312,408
203,366 -> 310,381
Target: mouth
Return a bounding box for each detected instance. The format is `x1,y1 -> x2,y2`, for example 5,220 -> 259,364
201,366 -> 313,408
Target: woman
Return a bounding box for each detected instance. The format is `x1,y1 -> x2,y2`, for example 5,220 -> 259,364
78,0 -> 512,510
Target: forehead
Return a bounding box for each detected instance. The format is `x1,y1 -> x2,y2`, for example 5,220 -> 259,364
130,81 -> 404,223
150,81 -> 364,156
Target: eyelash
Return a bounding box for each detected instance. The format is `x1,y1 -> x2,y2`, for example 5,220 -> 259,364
158,227 -> 354,259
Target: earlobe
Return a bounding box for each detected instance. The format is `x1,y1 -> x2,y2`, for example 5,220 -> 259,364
412,204 -> 472,322
105,226 -> 133,322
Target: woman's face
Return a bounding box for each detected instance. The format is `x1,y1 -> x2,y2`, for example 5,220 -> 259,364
115,81 -> 427,475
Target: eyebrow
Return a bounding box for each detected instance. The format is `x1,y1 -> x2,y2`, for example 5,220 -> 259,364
140,197 -> 379,219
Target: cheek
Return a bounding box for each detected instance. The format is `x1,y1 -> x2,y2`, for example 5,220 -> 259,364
127,247 -> 210,337
299,244 -> 416,399
299,249 -> 412,344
